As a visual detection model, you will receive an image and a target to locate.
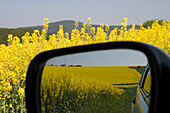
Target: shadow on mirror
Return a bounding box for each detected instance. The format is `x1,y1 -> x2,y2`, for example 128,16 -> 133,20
40,49 -> 149,113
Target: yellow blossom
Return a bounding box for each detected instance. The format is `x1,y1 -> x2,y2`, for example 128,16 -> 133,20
18,88 -> 25,97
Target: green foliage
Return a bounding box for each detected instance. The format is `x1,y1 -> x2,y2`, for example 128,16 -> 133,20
0,28 -> 34,45
143,19 -> 164,28
129,66 -> 146,75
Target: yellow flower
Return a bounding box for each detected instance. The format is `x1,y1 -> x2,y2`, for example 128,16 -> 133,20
44,18 -> 49,23
34,30 -> 39,34
100,23 -> 104,28
87,17 -> 91,24
75,20 -> 79,28
10,104 -> 12,108
83,23 -> 87,28
105,25 -> 109,31
18,88 -> 25,97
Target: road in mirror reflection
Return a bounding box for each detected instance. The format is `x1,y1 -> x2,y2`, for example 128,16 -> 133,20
41,49 -> 148,113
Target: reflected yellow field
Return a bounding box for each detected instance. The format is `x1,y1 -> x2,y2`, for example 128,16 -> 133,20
41,66 -> 144,112
67,66 -> 141,87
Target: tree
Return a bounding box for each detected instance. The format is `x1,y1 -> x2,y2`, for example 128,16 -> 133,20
143,19 -> 164,28
60,64 -> 66,67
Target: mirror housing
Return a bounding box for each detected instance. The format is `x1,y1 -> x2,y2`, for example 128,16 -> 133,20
25,41 -> 170,113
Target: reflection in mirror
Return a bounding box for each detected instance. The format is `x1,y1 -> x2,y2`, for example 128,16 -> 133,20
143,70 -> 151,94
41,49 -> 148,113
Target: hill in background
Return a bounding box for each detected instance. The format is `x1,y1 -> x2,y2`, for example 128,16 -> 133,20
21,20 -> 140,34
0,20 -> 140,45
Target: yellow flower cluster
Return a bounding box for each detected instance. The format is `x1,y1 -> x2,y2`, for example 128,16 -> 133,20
18,88 -> 25,97
0,17 -> 169,112
41,66 -> 124,112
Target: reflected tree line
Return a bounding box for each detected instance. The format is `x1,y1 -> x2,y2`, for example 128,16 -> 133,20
48,64 -> 82,67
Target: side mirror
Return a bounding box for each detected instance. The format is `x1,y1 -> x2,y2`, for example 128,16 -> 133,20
25,41 -> 170,113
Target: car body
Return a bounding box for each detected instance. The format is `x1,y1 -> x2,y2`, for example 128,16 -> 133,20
132,65 -> 151,113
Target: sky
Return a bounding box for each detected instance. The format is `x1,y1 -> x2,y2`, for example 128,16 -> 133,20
0,0 -> 170,28
46,49 -> 148,66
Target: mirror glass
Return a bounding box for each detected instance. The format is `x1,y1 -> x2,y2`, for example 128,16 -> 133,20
41,49 -> 148,113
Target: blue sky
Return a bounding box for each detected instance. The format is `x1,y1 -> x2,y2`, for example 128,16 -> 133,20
0,0 -> 170,28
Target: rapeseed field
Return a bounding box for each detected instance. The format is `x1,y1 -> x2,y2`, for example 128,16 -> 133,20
0,17 -> 169,112
41,66 -> 143,112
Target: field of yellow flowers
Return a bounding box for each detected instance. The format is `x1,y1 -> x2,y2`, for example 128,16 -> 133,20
0,17 -> 169,112
41,66 -> 142,113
